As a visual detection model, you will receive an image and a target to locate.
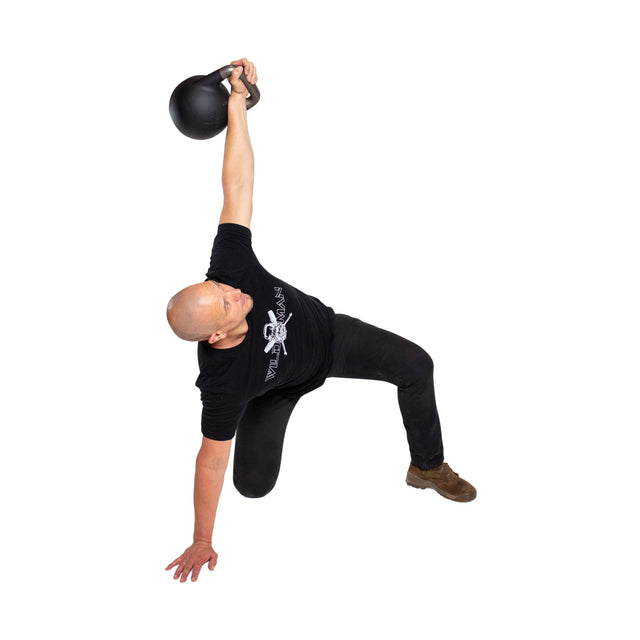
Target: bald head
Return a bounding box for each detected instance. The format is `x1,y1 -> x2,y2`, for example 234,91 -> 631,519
166,282 -> 221,342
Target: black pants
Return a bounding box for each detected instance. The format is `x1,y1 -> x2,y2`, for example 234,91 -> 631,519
233,314 -> 445,498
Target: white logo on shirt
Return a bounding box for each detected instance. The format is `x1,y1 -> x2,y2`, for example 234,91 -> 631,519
264,309 -> 292,355
264,287 -> 292,382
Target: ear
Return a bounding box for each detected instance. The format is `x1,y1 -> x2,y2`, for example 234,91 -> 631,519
208,331 -> 227,345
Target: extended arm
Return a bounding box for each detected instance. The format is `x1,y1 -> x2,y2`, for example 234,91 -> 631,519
193,437 -> 232,543
218,58 -> 258,230
166,437 -> 232,582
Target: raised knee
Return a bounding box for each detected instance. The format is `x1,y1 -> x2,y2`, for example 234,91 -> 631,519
233,470 -> 277,499
398,346 -> 434,387
407,346 -> 434,375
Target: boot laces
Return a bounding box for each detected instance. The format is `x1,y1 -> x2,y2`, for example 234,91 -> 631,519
440,463 -> 459,478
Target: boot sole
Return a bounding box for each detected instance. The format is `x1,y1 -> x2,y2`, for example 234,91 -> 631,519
406,471 -> 476,502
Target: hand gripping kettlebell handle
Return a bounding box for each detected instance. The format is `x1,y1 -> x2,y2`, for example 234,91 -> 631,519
207,64 -> 261,109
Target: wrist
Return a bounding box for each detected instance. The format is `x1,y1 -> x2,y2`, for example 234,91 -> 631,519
228,92 -> 247,105
193,537 -> 212,545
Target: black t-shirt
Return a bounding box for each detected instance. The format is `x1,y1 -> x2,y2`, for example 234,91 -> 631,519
195,224 -> 335,440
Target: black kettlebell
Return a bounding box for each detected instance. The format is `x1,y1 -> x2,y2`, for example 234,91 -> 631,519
169,64 -> 261,140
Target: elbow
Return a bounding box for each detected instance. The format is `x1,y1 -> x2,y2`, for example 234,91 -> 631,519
196,436 -> 232,471
196,454 -> 229,473
196,448 -> 230,473
222,176 -> 254,197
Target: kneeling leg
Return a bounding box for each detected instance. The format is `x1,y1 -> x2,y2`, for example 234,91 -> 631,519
233,391 -> 300,498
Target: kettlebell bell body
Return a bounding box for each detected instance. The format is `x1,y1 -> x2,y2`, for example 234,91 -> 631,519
169,65 -> 260,140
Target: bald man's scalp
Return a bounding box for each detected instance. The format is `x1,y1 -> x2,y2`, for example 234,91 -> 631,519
166,282 -> 220,341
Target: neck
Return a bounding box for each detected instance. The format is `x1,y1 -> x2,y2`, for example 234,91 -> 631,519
211,318 -> 249,349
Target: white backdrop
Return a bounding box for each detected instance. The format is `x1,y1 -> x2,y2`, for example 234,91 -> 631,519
1,1 -> 638,638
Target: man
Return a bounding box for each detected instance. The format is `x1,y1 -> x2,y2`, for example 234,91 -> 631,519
165,58 -> 476,583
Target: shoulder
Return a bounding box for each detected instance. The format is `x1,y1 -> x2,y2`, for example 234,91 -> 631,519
196,340 -> 251,392
215,223 -> 252,245
206,223 -> 258,280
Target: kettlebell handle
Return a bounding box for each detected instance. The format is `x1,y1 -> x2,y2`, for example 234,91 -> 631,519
206,64 -> 261,110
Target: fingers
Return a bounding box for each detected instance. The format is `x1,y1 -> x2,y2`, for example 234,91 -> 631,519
166,553 -> 217,582
165,552 -> 191,581
230,57 -> 258,85
179,562 -> 195,583
230,65 -> 244,83
170,559 -> 193,582
171,559 -> 184,580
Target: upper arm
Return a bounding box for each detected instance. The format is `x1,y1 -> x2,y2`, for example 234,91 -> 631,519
197,436 -> 233,469
218,184 -> 252,229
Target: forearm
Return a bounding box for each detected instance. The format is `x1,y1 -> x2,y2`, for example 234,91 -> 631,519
222,94 -> 254,190
193,459 -> 228,544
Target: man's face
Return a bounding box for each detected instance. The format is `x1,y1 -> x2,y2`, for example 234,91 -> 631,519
208,280 -> 254,331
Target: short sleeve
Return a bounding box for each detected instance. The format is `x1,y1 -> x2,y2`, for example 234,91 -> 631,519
206,223 -> 258,281
200,391 -> 246,441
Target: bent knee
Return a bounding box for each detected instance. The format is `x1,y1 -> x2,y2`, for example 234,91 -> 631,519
397,345 -> 434,386
233,469 -> 277,499
405,345 -> 434,375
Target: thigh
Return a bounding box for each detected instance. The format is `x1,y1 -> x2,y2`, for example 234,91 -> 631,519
233,390 -> 300,498
329,314 -> 432,386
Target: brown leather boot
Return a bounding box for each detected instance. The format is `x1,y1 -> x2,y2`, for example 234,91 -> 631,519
406,462 -> 477,502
